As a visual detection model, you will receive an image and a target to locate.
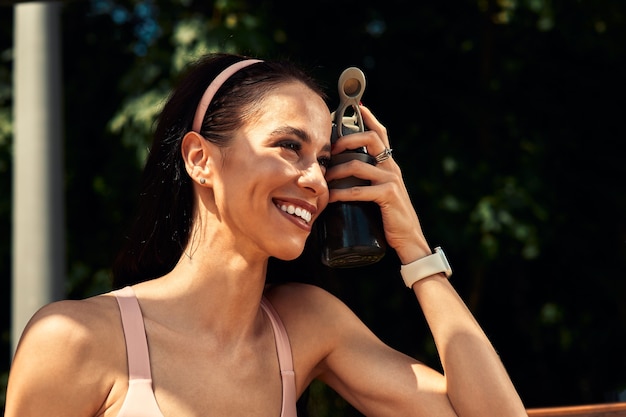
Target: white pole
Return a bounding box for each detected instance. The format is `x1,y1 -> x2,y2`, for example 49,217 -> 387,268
12,1 -> 65,356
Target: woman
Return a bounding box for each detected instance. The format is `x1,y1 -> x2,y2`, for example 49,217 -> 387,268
6,53 -> 527,417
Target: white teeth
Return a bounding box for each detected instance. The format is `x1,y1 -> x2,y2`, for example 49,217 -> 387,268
279,203 -> 312,223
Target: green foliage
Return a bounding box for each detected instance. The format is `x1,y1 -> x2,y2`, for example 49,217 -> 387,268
469,175 -> 543,260
109,87 -> 167,163
103,0 -> 281,161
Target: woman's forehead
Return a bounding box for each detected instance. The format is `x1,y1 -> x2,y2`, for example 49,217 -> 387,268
247,83 -> 332,136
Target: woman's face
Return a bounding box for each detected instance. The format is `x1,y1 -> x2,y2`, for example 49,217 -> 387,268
210,82 -> 332,261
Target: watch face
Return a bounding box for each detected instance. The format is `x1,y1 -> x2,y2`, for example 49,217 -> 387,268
435,247 -> 452,277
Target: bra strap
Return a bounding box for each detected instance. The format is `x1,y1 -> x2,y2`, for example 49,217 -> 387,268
113,286 -> 152,380
261,297 -> 297,417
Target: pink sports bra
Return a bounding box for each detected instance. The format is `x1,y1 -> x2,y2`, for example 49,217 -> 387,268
112,286 -> 297,417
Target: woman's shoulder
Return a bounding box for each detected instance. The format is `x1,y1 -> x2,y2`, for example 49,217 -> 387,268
265,282 -> 343,315
263,283 -> 382,390
13,292 -> 126,374
264,283 -> 364,339
19,291 -> 122,348
7,291 -> 128,415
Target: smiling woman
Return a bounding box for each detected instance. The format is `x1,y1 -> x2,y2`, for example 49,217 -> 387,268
5,53 -> 528,417
111,55 -> 332,282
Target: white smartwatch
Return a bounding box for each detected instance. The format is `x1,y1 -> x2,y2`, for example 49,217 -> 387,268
401,246 -> 452,288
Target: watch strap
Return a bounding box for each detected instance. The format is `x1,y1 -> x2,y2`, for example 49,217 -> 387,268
401,247 -> 452,288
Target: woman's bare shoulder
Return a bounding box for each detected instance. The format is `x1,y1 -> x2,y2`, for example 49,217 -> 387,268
265,282 -> 348,318
18,292 -> 122,348
264,283 -> 367,345
7,292 -> 127,416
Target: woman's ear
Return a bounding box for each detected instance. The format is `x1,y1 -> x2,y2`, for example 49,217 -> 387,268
181,131 -> 214,186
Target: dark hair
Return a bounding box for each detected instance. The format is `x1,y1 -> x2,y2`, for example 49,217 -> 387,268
112,53 -> 328,287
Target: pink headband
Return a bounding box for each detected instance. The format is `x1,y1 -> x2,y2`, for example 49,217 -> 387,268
192,58 -> 263,133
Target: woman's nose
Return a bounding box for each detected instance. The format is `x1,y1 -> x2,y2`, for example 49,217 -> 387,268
298,162 -> 328,195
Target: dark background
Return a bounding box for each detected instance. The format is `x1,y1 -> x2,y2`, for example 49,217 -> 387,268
1,0 -> 625,414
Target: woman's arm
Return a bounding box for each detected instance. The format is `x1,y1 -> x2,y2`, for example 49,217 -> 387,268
412,272 -> 526,416
267,282 -> 457,417
320,105 -> 527,416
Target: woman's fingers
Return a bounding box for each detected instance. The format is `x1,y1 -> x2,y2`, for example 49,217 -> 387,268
359,105 -> 390,148
325,156 -> 390,184
331,130 -> 386,157
326,155 -> 423,253
332,105 -> 391,157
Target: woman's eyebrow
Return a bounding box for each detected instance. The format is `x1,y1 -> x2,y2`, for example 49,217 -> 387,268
271,126 -> 331,152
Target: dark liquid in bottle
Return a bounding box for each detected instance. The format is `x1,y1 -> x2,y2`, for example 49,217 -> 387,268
319,151 -> 387,268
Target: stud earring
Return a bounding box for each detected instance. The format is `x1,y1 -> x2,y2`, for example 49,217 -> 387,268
199,178 -> 206,184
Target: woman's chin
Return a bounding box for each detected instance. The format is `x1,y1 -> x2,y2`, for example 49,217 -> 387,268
272,244 -> 307,262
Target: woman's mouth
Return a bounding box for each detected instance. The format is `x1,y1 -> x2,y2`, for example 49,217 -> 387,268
277,203 -> 312,223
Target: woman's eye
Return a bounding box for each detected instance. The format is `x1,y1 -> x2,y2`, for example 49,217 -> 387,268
279,141 -> 301,152
318,156 -> 331,169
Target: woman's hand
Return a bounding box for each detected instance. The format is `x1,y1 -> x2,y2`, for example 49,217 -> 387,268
324,105 -> 431,264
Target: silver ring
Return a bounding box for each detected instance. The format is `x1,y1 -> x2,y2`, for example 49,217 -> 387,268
375,148 -> 393,163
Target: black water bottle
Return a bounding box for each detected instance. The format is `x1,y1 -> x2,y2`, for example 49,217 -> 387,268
319,67 -> 387,268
